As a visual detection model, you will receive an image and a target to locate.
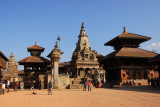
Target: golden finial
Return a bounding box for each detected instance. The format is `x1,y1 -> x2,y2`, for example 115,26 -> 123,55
55,41 -> 58,48
35,42 -> 37,46
81,22 -> 84,28
123,27 -> 127,33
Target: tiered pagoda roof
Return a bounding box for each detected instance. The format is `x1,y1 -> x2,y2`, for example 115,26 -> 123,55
104,47 -> 157,59
18,42 -> 50,65
149,54 -> 160,62
27,42 -> 44,52
104,27 -> 157,59
18,56 -> 50,64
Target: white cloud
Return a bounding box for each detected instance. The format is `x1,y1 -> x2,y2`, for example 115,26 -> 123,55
146,42 -> 160,52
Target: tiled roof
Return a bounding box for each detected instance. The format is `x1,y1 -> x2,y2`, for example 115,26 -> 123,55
47,62 -> 71,67
118,32 -> 150,39
47,62 -> 71,68
18,70 -> 24,74
104,47 -> 158,59
0,51 -> 8,61
96,53 -> 104,58
18,56 -> 51,64
149,54 -> 160,62
59,62 -> 70,67
27,45 -> 44,50
104,32 -> 151,46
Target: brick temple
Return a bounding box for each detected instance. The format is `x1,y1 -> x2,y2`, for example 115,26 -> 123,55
102,27 -> 158,85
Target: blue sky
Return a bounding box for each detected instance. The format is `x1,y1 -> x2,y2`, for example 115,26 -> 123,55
0,0 -> 160,70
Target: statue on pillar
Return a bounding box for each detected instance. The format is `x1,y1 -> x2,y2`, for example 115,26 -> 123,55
47,41 -> 63,89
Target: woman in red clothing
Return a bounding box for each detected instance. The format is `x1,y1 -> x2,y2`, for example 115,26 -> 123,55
88,80 -> 91,91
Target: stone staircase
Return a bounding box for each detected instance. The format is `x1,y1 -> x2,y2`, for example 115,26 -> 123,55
70,76 -> 95,89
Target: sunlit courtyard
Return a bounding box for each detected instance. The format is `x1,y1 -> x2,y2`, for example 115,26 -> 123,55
1,86 -> 160,107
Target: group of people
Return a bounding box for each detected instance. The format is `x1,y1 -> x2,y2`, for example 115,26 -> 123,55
83,79 -> 92,91
0,80 -> 11,95
1,79 -> 92,95
0,80 -> 24,95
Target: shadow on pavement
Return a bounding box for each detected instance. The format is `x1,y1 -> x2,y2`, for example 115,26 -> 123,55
101,85 -> 160,94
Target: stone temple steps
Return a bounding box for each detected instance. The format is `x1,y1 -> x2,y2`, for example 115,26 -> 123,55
70,76 -> 94,89
70,84 -> 84,89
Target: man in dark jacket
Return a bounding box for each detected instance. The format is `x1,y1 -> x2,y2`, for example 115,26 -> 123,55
48,81 -> 52,95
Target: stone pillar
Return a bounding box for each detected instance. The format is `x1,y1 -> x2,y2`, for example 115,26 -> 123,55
48,41 -> 63,89
53,61 -> 59,88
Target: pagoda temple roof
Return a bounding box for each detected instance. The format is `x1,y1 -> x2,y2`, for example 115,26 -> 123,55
104,31 -> 151,46
149,54 -> 160,62
27,42 -> 44,52
27,45 -> 44,51
18,56 -> 51,64
103,47 -> 158,59
0,51 -> 9,61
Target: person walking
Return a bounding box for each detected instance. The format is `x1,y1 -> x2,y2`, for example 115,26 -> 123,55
39,80 -> 42,90
1,81 -> 5,95
14,82 -> 16,91
20,81 -> 24,91
7,80 -> 10,93
48,81 -> 52,95
31,81 -> 34,90
83,79 -> 87,91
14,81 -> 18,91
88,80 -> 91,91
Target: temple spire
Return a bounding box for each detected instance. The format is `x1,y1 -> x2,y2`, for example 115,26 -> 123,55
81,22 -> 84,28
80,22 -> 87,36
10,52 -> 14,57
123,27 -> 127,33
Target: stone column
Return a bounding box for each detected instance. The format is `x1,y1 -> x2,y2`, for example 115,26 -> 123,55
48,41 -> 63,89
53,61 -> 59,88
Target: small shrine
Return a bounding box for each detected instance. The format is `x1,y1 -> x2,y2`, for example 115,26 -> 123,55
102,27 -> 158,85
18,42 -> 51,88
7,53 -> 19,82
